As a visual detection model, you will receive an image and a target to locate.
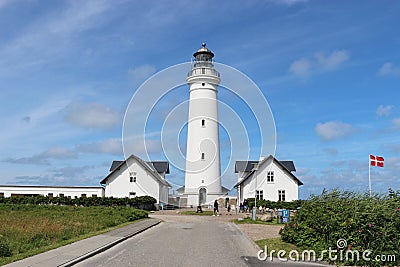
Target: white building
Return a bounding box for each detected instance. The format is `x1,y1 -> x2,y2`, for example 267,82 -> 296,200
181,43 -> 228,207
100,154 -> 171,204
235,155 -> 303,204
0,185 -> 104,198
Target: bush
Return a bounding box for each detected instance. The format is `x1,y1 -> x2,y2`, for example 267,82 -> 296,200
0,238 -> 12,257
247,198 -> 303,210
0,196 -> 157,210
279,189 -> 400,266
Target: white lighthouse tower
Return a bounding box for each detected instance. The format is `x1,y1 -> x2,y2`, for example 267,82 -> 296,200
184,43 -> 223,207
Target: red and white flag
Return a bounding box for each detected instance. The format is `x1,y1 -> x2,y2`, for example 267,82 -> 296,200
370,155 -> 384,167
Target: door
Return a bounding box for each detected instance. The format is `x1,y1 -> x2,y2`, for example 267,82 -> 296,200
199,188 -> 206,205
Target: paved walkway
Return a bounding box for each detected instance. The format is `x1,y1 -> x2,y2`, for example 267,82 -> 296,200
4,218 -> 161,267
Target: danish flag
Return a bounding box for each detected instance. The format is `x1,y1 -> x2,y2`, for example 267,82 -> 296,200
370,155 -> 384,167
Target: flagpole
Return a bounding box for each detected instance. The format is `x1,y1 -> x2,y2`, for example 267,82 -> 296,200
368,155 -> 372,197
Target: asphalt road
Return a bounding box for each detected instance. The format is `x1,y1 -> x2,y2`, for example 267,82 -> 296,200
75,215 -> 330,267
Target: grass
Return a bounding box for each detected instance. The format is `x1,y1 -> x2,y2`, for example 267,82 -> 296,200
0,204 -> 148,265
255,238 -> 303,260
180,210 -> 215,216
233,217 -> 282,225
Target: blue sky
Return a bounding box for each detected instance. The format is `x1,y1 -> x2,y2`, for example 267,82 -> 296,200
0,0 -> 399,199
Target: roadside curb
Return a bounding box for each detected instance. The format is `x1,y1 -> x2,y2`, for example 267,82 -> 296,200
58,218 -> 161,267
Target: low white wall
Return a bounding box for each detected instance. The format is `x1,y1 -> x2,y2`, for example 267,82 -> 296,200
0,185 -> 104,198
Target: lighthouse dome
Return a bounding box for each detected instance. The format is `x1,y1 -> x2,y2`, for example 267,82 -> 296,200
193,43 -> 214,61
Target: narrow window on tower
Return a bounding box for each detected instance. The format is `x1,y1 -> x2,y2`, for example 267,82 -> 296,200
201,119 -> 205,127
201,153 -> 205,160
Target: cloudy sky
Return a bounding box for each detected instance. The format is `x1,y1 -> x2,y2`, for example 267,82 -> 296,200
0,0 -> 399,199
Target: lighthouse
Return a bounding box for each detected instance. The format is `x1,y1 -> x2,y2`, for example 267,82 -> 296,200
184,43 -> 223,206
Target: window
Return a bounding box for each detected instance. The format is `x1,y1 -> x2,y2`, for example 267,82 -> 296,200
130,176 -> 137,182
129,192 -> 136,198
278,190 -> 286,202
267,171 -> 274,182
201,153 -> 205,160
201,180 -> 204,183
256,190 -> 263,200
48,193 -> 53,197
92,194 -> 97,197
201,119 -> 205,127
59,193 -> 65,197
81,194 -> 87,198
0,193 -> 4,197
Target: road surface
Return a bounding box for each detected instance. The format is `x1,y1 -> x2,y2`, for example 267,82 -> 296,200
76,215 -> 329,267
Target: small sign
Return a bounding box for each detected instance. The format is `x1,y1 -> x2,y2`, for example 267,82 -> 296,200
282,209 -> 290,218
282,217 -> 290,223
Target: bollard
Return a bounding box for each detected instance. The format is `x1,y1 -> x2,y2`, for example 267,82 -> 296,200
252,207 -> 257,220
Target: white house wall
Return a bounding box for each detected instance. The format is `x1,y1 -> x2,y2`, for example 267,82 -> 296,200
240,159 -> 299,202
104,158 -> 161,203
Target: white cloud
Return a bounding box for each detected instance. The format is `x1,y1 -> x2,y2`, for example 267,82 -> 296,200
315,121 -> 355,141
76,138 -> 122,155
4,147 -> 76,165
0,0 -> 13,8
268,0 -> 308,6
376,105 -> 394,117
128,64 -> 157,85
290,50 -> 350,78
289,58 -> 311,78
392,118 -> 400,128
377,62 -> 400,76
315,50 -> 350,71
64,102 -> 121,130
323,148 -> 339,155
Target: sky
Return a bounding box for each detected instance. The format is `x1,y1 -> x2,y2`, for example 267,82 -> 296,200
0,0 -> 399,199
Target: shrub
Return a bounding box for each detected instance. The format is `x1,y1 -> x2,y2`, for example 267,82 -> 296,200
279,189 -> 400,266
0,196 -> 157,210
247,198 -> 303,210
0,238 -> 12,257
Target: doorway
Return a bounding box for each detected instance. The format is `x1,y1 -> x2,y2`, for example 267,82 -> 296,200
199,188 -> 207,205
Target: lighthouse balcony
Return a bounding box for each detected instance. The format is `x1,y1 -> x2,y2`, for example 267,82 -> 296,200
187,67 -> 220,78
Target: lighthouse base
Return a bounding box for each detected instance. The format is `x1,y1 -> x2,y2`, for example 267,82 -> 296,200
176,186 -> 230,208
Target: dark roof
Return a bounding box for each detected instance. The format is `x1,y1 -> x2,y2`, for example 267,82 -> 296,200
148,161 -> 170,174
109,160 -> 169,174
235,160 -> 296,173
280,161 -> 296,172
101,155 -> 170,187
234,155 -> 303,187
235,161 -> 259,173
110,161 -> 124,172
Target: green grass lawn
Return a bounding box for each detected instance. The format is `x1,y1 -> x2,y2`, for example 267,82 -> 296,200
233,217 -> 282,225
0,204 -> 148,265
255,238 -> 303,260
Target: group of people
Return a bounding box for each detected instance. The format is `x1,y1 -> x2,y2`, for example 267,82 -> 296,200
239,199 -> 249,213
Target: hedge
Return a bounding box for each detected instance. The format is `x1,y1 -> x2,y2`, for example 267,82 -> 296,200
279,189 -> 400,266
246,198 -> 303,210
0,196 -> 157,210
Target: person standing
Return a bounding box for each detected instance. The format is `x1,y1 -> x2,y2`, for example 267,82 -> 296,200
213,199 -> 219,216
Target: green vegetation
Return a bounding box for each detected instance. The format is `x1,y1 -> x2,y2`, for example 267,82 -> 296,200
280,189 -> 400,266
247,198 -> 303,210
0,195 -> 157,210
180,210 -> 214,216
0,204 -> 148,265
256,238 -> 302,259
233,217 -> 281,225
